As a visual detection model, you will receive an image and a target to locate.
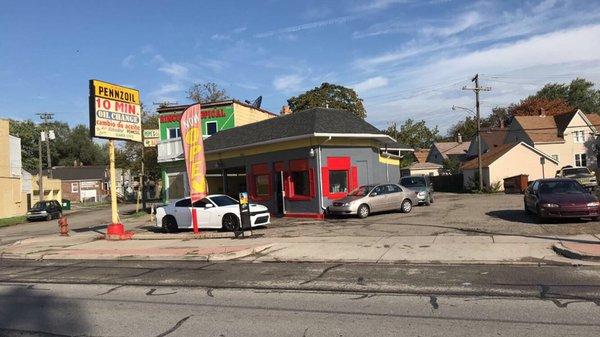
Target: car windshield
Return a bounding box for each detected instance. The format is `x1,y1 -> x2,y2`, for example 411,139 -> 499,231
348,185 -> 375,196
210,195 -> 239,207
563,168 -> 591,175
31,202 -> 47,210
539,180 -> 587,194
400,177 -> 426,187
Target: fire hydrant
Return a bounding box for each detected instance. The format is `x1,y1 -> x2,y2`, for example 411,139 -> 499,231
58,215 -> 69,236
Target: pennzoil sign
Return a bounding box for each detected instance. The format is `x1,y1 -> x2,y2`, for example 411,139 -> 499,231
89,79 -> 142,142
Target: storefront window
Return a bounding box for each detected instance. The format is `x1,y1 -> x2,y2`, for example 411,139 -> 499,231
329,170 -> 348,193
291,171 -> 310,196
206,121 -> 218,135
255,175 -> 270,196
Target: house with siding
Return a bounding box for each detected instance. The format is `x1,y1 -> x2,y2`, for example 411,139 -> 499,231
504,109 -> 599,169
426,140 -> 471,165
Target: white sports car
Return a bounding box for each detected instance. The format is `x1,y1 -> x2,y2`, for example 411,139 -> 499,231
155,195 -> 271,232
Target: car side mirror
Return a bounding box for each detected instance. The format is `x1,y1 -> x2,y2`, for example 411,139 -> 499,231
205,204 -> 214,208
370,192 -> 378,197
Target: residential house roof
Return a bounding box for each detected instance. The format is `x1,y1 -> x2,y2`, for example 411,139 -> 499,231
461,142 -> 558,170
204,108 -> 411,153
586,113 -> 600,129
42,166 -> 108,181
413,149 -> 430,163
406,162 -> 443,170
512,115 -> 563,143
431,141 -> 471,160
480,128 -> 507,150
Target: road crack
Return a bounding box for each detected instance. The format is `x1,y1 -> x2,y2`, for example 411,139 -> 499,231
155,315 -> 192,337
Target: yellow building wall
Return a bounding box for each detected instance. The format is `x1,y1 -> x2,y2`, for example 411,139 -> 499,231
0,119 -> 28,218
32,176 -> 63,203
233,103 -> 275,127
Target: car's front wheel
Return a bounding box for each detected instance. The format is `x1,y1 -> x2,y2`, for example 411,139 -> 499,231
357,204 -> 370,219
46,213 -> 52,221
222,213 -> 240,231
162,216 -> 179,233
401,199 -> 413,213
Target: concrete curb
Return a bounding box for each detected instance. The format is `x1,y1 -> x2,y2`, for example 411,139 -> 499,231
553,242 -> 600,261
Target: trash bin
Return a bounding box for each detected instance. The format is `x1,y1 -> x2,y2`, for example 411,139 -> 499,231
61,199 -> 71,210
503,174 -> 529,194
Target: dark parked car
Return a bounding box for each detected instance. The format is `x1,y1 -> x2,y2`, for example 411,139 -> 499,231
524,178 -> 600,221
400,175 -> 434,205
26,200 -> 63,221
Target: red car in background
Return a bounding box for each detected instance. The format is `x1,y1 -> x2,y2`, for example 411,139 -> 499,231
524,178 -> 600,221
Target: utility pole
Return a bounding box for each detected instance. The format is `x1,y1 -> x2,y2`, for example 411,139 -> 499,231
37,112 -> 55,179
38,136 -> 43,202
462,74 -> 491,191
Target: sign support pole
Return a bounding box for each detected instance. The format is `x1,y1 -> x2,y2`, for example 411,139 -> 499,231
106,140 -> 132,240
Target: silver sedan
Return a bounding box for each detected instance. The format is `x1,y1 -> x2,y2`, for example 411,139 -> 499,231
326,183 -> 419,218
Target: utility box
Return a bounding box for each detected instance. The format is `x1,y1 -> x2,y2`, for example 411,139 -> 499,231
503,174 -> 529,194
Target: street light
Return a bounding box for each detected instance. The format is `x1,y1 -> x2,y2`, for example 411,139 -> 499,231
452,105 -> 483,191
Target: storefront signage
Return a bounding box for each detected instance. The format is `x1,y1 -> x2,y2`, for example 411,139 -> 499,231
143,129 -> 160,147
180,103 -> 207,234
80,181 -> 99,190
159,109 -> 226,123
89,80 -> 142,142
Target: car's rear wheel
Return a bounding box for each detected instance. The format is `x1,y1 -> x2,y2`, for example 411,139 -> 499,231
357,204 -> 370,219
162,216 -> 179,233
401,199 -> 413,213
222,213 -> 240,231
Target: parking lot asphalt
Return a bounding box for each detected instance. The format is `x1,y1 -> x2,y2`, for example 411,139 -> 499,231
258,193 -> 600,238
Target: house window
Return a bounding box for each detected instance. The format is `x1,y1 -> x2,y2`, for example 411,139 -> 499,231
250,163 -> 271,200
71,182 -> 79,193
291,171 -> 310,196
206,121 -> 218,136
551,154 -> 559,162
575,153 -> 587,167
255,174 -> 270,196
329,170 -> 348,193
288,159 -> 314,200
574,130 -> 585,143
167,127 -> 181,139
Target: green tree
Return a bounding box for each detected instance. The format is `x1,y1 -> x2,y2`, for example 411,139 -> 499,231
447,116 -> 478,141
442,157 -> 461,174
532,78 -> 600,113
385,119 -> 440,150
187,82 -> 230,103
287,82 -> 367,119
115,110 -> 160,181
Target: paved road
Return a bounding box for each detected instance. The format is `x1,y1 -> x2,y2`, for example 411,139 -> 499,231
0,281 -> 598,336
1,260 -> 599,336
0,203 -> 138,246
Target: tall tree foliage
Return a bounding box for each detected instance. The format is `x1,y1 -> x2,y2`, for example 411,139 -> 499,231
115,112 -> 160,181
187,82 -> 230,103
287,83 -> 367,119
385,119 -> 440,149
534,78 -> 600,113
9,120 -> 105,172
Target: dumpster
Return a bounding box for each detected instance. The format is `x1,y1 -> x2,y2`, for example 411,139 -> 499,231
61,199 -> 71,210
503,174 -> 529,194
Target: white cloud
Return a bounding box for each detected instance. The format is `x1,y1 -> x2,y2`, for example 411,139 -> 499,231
210,33 -> 230,41
353,76 -> 389,92
533,0 -> 558,13
359,24 -> 600,132
421,11 -> 483,37
254,16 -> 354,38
121,54 -> 134,68
352,0 -> 410,12
158,63 -> 189,79
273,74 -> 304,92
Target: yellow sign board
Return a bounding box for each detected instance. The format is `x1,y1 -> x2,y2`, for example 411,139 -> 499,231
92,79 -> 140,104
89,79 -> 142,142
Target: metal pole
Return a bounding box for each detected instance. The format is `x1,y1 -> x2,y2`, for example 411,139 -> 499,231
473,74 -> 483,191
45,132 -> 52,179
38,136 -> 44,202
109,140 -> 119,224
141,160 -> 146,212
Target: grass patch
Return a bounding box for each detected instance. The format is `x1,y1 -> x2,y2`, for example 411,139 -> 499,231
0,215 -> 28,228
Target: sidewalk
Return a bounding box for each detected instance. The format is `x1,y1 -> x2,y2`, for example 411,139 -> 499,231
2,229 -> 600,265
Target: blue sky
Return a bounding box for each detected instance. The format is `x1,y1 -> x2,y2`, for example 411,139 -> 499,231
2,0 -> 600,133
